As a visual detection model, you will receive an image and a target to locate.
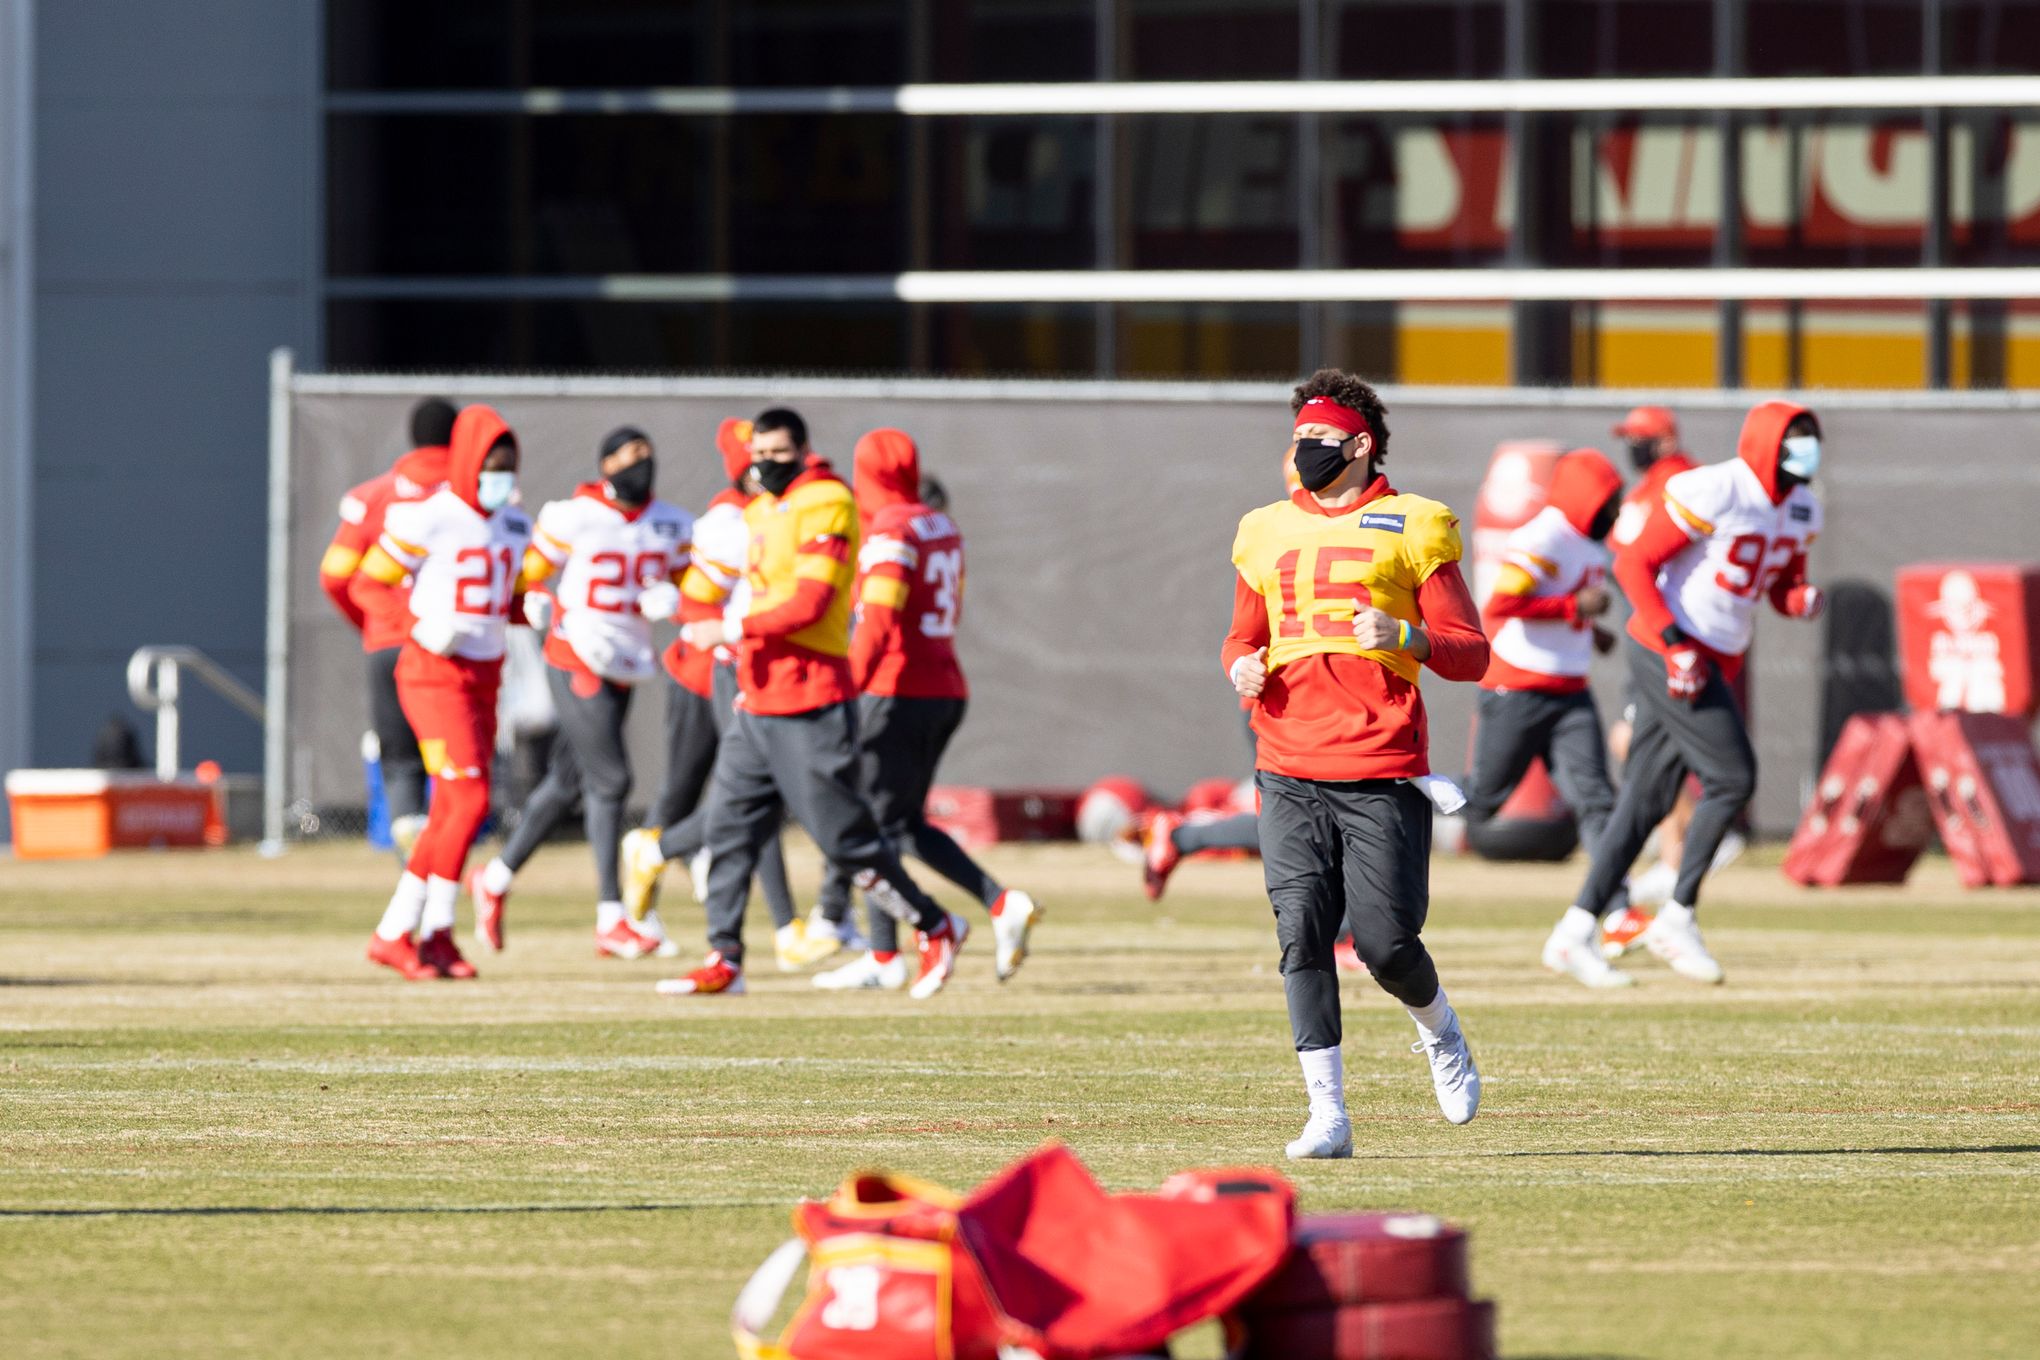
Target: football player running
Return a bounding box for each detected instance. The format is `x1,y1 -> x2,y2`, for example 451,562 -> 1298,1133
1542,401 -> 1826,988
468,426 -> 694,959
810,431 -> 1041,990
357,406 -> 534,980
1225,370 -> 1491,1159
317,398 -> 455,858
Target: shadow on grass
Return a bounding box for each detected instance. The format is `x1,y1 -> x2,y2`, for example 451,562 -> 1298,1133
1502,1144 -> 2040,1159
0,1200 -> 787,1219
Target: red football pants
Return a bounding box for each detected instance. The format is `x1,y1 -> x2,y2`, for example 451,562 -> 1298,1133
395,644 -> 501,882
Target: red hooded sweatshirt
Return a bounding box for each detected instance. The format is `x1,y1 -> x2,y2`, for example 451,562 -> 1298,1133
1481,448 -> 1624,694
848,429 -> 969,699
321,443 -> 451,651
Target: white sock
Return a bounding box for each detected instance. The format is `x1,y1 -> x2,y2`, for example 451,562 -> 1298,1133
1660,902 -> 1696,928
596,900 -> 625,932
637,906 -> 667,942
481,858 -> 514,895
1298,1046 -> 1347,1120
1557,905 -> 1600,943
1406,989 -> 1453,1042
376,873 -> 427,941
420,876 -> 459,934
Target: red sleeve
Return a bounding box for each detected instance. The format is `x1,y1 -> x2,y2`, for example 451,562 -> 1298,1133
1614,501 -> 1697,644
1768,550 -> 1809,615
1220,572 -> 1271,678
743,578 -> 838,640
320,529 -> 369,632
1482,591 -> 1577,623
848,601 -> 901,691
1414,561 -> 1490,682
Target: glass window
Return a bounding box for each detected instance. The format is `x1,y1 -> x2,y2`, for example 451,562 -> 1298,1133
929,0 -> 1095,82
327,0 -> 715,91
923,303 -> 1098,374
1390,304 -> 1511,385
1116,304 -> 1300,378
327,115 -> 719,277
1740,118 -> 1930,267
728,0 -> 910,86
724,115 -> 908,272
327,297 -> 716,370
1123,116 -> 1300,269
1945,1 -> 2040,74
1323,117 -> 1510,268
1534,1 -> 1713,77
1560,117 -> 1722,266
1124,0 -> 1300,79
1330,1 -> 1505,80
929,118 -> 1098,269
1746,1 -> 1924,76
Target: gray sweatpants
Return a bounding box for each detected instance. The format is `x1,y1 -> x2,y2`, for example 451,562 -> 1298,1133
1259,772 -> 1440,1050
653,662 -> 796,929
499,666 -> 633,902
698,699 -> 945,966
1575,637 -> 1756,915
1464,688 -> 1620,890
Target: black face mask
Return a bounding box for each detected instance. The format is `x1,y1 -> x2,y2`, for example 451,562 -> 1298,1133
753,457 -> 802,497
1587,495 -> 1621,543
605,458 -> 655,506
1626,438 -> 1658,472
1294,436 -> 1356,493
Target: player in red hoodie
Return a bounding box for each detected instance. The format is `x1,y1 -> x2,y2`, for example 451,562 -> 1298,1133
355,406 -> 535,980
318,398 -> 455,856
1542,401 -> 1826,988
808,430 -> 1042,991
1224,370 -> 1491,1158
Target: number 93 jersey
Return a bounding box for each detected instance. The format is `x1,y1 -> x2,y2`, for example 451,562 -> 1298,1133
380,489 -> 534,662
1655,460 -> 1822,657
529,487 -> 694,679
1232,490 -> 1465,687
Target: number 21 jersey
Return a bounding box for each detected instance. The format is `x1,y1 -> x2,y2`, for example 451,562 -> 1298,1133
381,490 -> 533,663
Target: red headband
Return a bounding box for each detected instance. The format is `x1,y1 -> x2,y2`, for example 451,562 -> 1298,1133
1294,397 -> 1368,437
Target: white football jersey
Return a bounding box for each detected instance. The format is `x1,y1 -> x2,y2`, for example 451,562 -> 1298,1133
689,498 -> 754,647
531,490 -> 693,682
1655,459 -> 1823,657
380,490 -> 534,662
1488,505 -> 1608,681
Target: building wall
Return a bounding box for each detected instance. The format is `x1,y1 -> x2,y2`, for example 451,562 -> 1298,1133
28,0 -> 319,777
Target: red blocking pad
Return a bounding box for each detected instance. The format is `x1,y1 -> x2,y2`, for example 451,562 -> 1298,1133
1781,713 -> 1931,887
1244,1212 -> 1470,1310
1232,1296 -> 1497,1360
1909,711 -> 2040,887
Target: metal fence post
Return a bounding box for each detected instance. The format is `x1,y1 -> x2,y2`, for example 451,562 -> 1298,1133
262,346 -> 294,855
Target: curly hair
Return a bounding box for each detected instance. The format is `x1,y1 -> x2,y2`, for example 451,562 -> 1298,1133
1290,368 -> 1390,461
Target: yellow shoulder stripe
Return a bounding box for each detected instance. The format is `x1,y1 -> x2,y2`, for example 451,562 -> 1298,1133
1665,494 -> 1713,537
320,544 -> 363,578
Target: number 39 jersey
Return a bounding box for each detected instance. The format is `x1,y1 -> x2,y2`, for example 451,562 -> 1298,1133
380,489 -> 534,663
1652,459 -> 1822,658
530,487 -> 693,681
855,503 -> 969,699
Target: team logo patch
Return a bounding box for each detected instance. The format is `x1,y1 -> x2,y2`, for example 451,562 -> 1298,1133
1789,504 -> 1813,522
1360,513 -> 1405,532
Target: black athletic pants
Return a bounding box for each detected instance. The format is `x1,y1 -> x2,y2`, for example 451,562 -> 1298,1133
499,666 -> 633,902
815,695 -> 1002,952
1258,772 -> 1439,1051
654,662 -> 796,929
367,646 -> 427,821
646,677 -> 719,830
695,699 -> 945,967
1464,688 -> 1623,910
1575,637 -> 1756,915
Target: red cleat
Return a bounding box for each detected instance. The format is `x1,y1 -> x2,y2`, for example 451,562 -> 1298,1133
654,950 -> 746,996
418,928 -> 477,979
1334,937 -> 1369,974
367,932 -> 439,981
468,868 -> 507,952
596,919 -> 658,960
910,912 -> 970,1000
1143,811 -> 1184,901
1601,906 -> 1655,960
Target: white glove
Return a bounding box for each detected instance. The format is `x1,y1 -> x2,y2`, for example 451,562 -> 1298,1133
410,614 -> 461,657
522,593 -> 553,631
575,631 -> 619,677
637,580 -> 682,621
1406,774 -> 1467,815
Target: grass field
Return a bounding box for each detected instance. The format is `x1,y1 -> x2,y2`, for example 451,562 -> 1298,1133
2,838 -> 2037,1359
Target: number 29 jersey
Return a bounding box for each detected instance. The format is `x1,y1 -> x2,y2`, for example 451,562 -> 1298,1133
1649,458 -> 1822,659
380,489 -> 534,663
529,487 -> 693,681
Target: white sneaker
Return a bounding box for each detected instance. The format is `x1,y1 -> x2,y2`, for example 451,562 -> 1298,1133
805,907 -> 868,955
687,847 -> 712,904
1542,924 -> 1636,989
1709,830 -> 1749,873
637,907 -> 682,959
813,950 -> 909,991
1640,907 -> 1725,984
1627,860 -> 1678,909
1414,1014 -> 1481,1125
990,890 -> 1041,982
1284,1110 -> 1354,1160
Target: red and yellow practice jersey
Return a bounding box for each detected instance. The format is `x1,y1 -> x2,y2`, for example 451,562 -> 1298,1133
739,463 -> 858,714
852,503 -> 968,700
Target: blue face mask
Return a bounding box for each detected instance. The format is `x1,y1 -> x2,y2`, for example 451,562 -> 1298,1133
1779,434 -> 1821,482
476,470 -> 518,512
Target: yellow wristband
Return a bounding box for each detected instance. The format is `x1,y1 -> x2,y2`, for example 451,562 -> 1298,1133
1396,619 -> 1412,651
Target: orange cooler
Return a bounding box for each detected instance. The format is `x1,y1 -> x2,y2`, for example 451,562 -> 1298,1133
5,770 -> 222,858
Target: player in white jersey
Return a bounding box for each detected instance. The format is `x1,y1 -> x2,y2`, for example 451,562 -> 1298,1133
1544,401 -> 1827,988
469,427 -> 694,959
356,405 -> 536,981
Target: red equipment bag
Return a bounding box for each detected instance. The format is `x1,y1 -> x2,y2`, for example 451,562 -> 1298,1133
732,1143 -> 1294,1360
1227,1297 -> 1497,1360
1909,711 -> 2040,886
1780,713 -> 1932,887
1241,1212 -> 1469,1310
